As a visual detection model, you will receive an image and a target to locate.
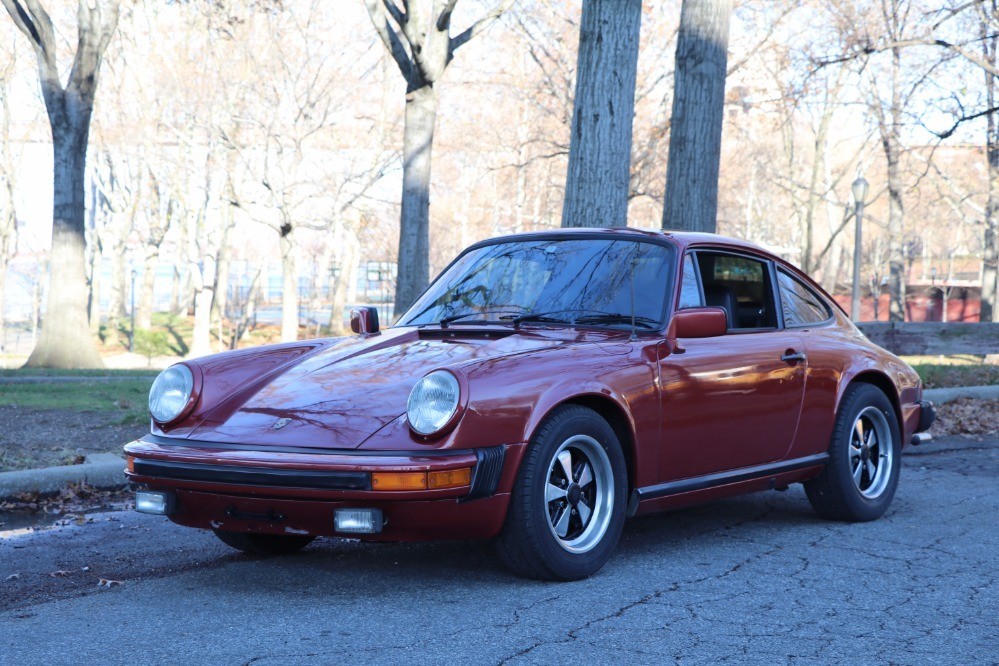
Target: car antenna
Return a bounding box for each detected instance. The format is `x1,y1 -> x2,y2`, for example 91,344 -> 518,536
629,254 -> 637,342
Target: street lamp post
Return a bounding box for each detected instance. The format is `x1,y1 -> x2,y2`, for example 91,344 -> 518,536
130,268 -> 138,353
851,175 -> 869,321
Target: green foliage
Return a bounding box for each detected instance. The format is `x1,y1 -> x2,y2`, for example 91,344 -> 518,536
912,363 -> 999,389
0,379 -> 153,421
133,329 -> 173,365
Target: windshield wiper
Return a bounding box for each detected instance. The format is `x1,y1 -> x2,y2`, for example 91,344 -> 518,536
506,311 -> 574,329
439,308 -> 527,328
574,313 -> 659,330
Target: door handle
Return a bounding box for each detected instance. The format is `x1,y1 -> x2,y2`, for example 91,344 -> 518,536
781,351 -> 807,363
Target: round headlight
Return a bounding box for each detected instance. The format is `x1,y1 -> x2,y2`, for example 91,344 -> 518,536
407,370 -> 460,436
149,364 -> 195,423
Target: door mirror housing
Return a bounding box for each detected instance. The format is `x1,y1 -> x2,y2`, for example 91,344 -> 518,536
673,307 -> 728,339
350,307 -> 380,335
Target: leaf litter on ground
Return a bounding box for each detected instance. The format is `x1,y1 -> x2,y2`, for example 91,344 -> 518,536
933,398 -> 999,439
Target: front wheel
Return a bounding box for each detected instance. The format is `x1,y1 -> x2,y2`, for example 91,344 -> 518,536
804,383 -> 901,521
214,530 -> 315,556
497,405 -> 627,581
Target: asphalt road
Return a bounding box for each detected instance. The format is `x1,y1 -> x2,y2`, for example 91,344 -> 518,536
2,436 -> 996,665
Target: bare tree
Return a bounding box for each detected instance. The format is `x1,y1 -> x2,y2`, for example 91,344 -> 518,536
0,54 -> 19,342
560,0 -> 642,229
364,0 -> 513,315
2,0 -> 118,367
976,1 -> 998,322
662,0 -> 733,233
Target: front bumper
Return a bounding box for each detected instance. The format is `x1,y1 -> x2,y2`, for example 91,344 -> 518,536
123,436 -> 522,541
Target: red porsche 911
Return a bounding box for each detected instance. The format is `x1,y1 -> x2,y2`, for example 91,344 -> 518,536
124,229 -> 935,580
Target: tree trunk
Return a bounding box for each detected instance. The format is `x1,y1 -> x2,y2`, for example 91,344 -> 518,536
280,225 -> 299,342
982,20 -> 999,323
329,230 -> 359,335
561,0 -> 642,229
885,45 -> 906,323
189,257 -> 216,358
394,84 -> 437,316
26,126 -> 103,368
662,0 -> 733,233
135,250 -> 157,330
88,241 -> 101,333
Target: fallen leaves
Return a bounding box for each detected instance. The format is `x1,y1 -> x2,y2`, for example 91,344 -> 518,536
0,483 -> 132,519
48,570 -> 72,578
933,399 -> 999,438
5,574 -> 19,581
97,578 -> 123,588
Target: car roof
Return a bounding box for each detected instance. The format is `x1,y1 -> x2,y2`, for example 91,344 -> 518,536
481,227 -> 774,256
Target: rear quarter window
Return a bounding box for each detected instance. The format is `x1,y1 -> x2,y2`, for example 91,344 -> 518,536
777,269 -> 831,327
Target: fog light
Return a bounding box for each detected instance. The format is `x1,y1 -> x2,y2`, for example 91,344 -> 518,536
135,490 -> 174,515
334,508 -> 383,534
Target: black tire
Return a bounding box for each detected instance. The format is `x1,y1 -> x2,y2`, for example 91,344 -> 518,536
804,383 -> 901,522
213,529 -> 315,556
497,404 -> 627,581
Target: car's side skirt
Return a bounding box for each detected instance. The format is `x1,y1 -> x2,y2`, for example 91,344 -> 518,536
632,453 -> 829,506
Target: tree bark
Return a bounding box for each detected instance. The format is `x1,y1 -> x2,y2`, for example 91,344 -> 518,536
28,127 -> 104,367
135,251 -> 157,330
982,11 -> 999,323
280,223 -> 299,342
561,0 -> 642,229
395,84 -> 437,314
662,0 -> 733,233
883,43 -> 907,323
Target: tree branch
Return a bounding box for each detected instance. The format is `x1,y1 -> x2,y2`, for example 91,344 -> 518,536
449,0 -> 513,54
436,0 -> 458,31
1,0 -> 42,49
382,0 -> 405,28
364,0 -> 415,86
68,0 -> 119,103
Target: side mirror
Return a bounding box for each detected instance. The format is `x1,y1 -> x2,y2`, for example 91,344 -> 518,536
672,307 -> 728,339
350,307 -> 380,335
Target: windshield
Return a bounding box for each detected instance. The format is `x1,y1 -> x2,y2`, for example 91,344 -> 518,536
400,238 -> 675,329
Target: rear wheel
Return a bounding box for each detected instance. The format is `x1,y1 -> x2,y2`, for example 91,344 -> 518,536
497,405 -> 627,581
213,530 -> 315,556
804,383 -> 901,521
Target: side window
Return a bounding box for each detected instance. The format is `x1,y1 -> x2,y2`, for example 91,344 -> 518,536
777,269 -> 831,327
696,252 -> 777,330
678,254 -> 703,308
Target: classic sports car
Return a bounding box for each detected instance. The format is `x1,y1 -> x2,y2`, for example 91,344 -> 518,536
125,229 -> 935,580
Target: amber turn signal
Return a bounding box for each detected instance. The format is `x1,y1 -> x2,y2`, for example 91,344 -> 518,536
371,468 -> 473,491
428,467 -> 472,489
126,456 -> 135,473
371,472 -> 428,491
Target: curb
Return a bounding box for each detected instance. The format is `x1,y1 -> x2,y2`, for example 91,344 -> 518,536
923,385 -> 999,404
0,454 -> 126,500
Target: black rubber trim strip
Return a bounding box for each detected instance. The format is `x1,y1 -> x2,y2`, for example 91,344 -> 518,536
635,453 -> 829,501
916,400 -> 936,433
132,459 -> 371,491
141,434 -> 476,458
463,446 -> 506,502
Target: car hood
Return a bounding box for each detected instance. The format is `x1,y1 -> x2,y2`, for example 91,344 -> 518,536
183,327 -> 612,449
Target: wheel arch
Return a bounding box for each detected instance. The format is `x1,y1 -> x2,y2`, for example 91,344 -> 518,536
842,370 -> 903,431
544,394 -> 638,494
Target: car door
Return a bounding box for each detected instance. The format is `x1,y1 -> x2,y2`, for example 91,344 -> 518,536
657,251 -> 807,481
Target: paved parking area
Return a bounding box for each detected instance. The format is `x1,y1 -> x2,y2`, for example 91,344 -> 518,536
1,436 -> 996,665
